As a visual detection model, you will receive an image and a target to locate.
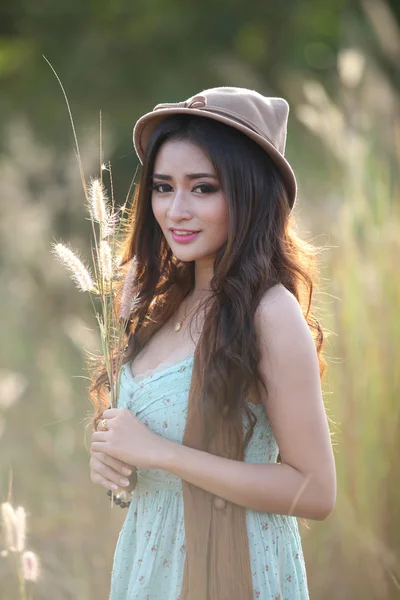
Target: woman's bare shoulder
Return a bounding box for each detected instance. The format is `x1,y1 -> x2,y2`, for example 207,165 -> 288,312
255,283 -> 297,317
254,283 -> 311,358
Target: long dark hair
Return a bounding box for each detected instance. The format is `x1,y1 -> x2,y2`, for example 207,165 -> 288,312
88,114 -> 327,451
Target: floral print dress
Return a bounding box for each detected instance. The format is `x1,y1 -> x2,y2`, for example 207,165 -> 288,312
109,355 -> 309,600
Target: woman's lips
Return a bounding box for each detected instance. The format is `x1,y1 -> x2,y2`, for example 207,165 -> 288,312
170,230 -> 201,244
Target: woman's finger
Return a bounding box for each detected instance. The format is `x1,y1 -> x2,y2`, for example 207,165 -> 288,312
96,418 -> 110,432
92,460 -> 132,488
91,471 -> 118,491
92,431 -> 108,442
100,466 -> 130,488
91,441 -> 113,455
102,408 -> 119,419
92,450 -> 133,476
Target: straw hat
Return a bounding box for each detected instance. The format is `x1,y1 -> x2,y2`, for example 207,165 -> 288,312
133,86 -> 297,211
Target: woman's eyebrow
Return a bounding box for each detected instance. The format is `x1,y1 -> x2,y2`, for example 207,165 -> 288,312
152,173 -> 218,180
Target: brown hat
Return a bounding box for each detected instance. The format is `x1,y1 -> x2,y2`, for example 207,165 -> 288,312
133,86 -> 297,211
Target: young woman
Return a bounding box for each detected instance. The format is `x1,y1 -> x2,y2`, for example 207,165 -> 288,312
89,87 -> 336,600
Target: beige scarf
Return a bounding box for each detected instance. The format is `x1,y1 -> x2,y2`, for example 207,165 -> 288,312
180,372 -> 254,600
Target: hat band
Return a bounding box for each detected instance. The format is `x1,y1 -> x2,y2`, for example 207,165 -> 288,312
153,101 -> 277,151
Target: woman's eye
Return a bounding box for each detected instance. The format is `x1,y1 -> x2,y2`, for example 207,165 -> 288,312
150,183 -> 219,194
151,183 -> 172,193
193,184 -> 219,194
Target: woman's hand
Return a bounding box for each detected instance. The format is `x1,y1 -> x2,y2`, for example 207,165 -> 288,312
90,448 -> 136,492
91,408 -> 168,470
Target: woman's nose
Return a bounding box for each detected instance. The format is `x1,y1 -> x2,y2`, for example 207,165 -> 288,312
167,189 -> 190,218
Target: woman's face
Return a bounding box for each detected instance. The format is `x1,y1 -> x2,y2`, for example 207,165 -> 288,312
151,139 -> 228,263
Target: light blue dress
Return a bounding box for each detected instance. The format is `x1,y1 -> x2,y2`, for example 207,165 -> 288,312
109,354 -> 309,600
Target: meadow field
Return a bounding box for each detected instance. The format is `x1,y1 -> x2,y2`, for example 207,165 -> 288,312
0,3 -> 399,598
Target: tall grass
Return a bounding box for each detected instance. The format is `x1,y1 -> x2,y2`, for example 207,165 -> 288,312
296,51 -> 400,599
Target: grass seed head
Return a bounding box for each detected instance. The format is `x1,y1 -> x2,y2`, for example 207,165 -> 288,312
52,243 -> 97,293
21,550 -> 40,582
15,506 -> 26,553
99,241 -> 113,282
120,258 -> 138,320
88,178 -> 110,225
1,502 -> 18,552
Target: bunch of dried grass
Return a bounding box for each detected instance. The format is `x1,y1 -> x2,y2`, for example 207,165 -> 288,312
46,57 -> 140,509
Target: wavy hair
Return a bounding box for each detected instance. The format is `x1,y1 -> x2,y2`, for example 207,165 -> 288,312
88,114 -> 327,455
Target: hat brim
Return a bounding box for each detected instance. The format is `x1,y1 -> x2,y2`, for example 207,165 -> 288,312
133,107 -> 297,210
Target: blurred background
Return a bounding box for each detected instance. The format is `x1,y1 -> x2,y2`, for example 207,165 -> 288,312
0,0 -> 399,598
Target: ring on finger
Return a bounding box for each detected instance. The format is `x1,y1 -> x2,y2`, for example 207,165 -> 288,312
99,418 -> 108,431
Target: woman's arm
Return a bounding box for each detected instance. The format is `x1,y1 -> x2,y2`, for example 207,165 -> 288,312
92,287 -> 336,520
159,286 -> 336,520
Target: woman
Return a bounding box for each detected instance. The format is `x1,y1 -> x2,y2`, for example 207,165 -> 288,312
89,87 -> 336,600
